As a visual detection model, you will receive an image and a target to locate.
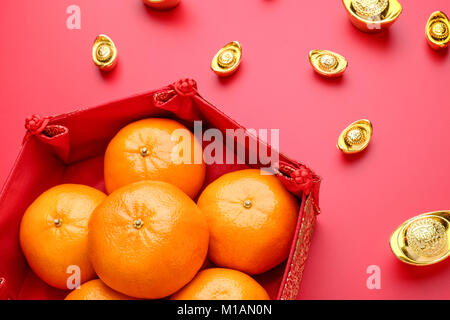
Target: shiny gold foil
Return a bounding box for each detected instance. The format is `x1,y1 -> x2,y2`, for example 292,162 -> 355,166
390,211 -> 450,266
309,50 -> 347,78
211,41 -> 242,77
426,11 -> 450,50
92,34 -> 117,71
342,0 -> 402,33
337,119 -> 372,154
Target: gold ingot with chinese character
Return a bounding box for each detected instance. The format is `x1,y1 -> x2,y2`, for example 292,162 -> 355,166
390,211 -> 449,266
92,35 -> 117,71
211,41 -> 242,77
426,11 -> 450,50
309,50 -> 348,78
337,119 -> 372,154
142,0 -> 180,10
342,0 -> 402,33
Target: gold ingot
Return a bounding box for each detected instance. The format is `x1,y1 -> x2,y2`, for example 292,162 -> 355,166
390,211 -> 450,266
92,34 -> 117,71
426,11 -> 450,50
342,0 -> 402,33
211,41 -> 242,77
337,119 -> 372,154
309,50 -> 347,78
142,0 -> 180,10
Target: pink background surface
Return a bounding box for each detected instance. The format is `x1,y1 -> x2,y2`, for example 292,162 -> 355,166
1,0 -> 449,299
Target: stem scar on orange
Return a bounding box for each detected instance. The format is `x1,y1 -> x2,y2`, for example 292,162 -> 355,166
88,181 -> 209,299
104,118 -> 206,198
19,184 -> 106,289
197,169 -> 299,275
171,268 -> 270,300
65,279 -> 135,300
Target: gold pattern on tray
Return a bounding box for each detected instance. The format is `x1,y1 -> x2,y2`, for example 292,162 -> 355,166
342,0 -> 402,32
390,211 -> 450,266
142,0 -> 180,10
337,119 -> 372,154
308,50 -> 347,78
211,41 -> 242,77
426,11 -> 450,50
92,35 -> 117,71
281,196 -> 317,300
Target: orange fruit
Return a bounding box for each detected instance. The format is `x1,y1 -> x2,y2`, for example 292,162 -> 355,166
171,268 -> 270,300
19,184 -> 106,289
88,180 -> 209,299
104,118 -> 206,198
65,279 -> 135,300
197,169 -> 299,274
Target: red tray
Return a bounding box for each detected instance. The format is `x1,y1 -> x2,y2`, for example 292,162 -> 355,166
0,79 -> 321,300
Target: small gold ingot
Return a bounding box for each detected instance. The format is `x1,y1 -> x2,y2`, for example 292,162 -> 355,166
243,200 -> 252,209
92,34 -> 117,71
140,147 -> 150,157
142,0 -> 180,10
426,11 -> 450,50
133,219 -> 144,229
54,218 -> 62,228
211,41 -> 242,77
342,0 -> 402,33
390,211 -> 450,266
337,119 -> 372,154
309,50 -> 347,78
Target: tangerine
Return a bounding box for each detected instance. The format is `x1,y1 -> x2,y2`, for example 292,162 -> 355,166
171,268 -> 270,300
88,181 -> 209,299
65,279 -> 135,300
197,169 -> 298,274
20,184 -> 106,289
104,118 -> 206,198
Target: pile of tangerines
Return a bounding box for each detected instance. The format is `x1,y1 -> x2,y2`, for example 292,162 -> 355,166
19,118 -> 299,300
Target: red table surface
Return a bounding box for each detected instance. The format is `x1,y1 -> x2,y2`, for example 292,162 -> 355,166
1,0 -> 449,300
